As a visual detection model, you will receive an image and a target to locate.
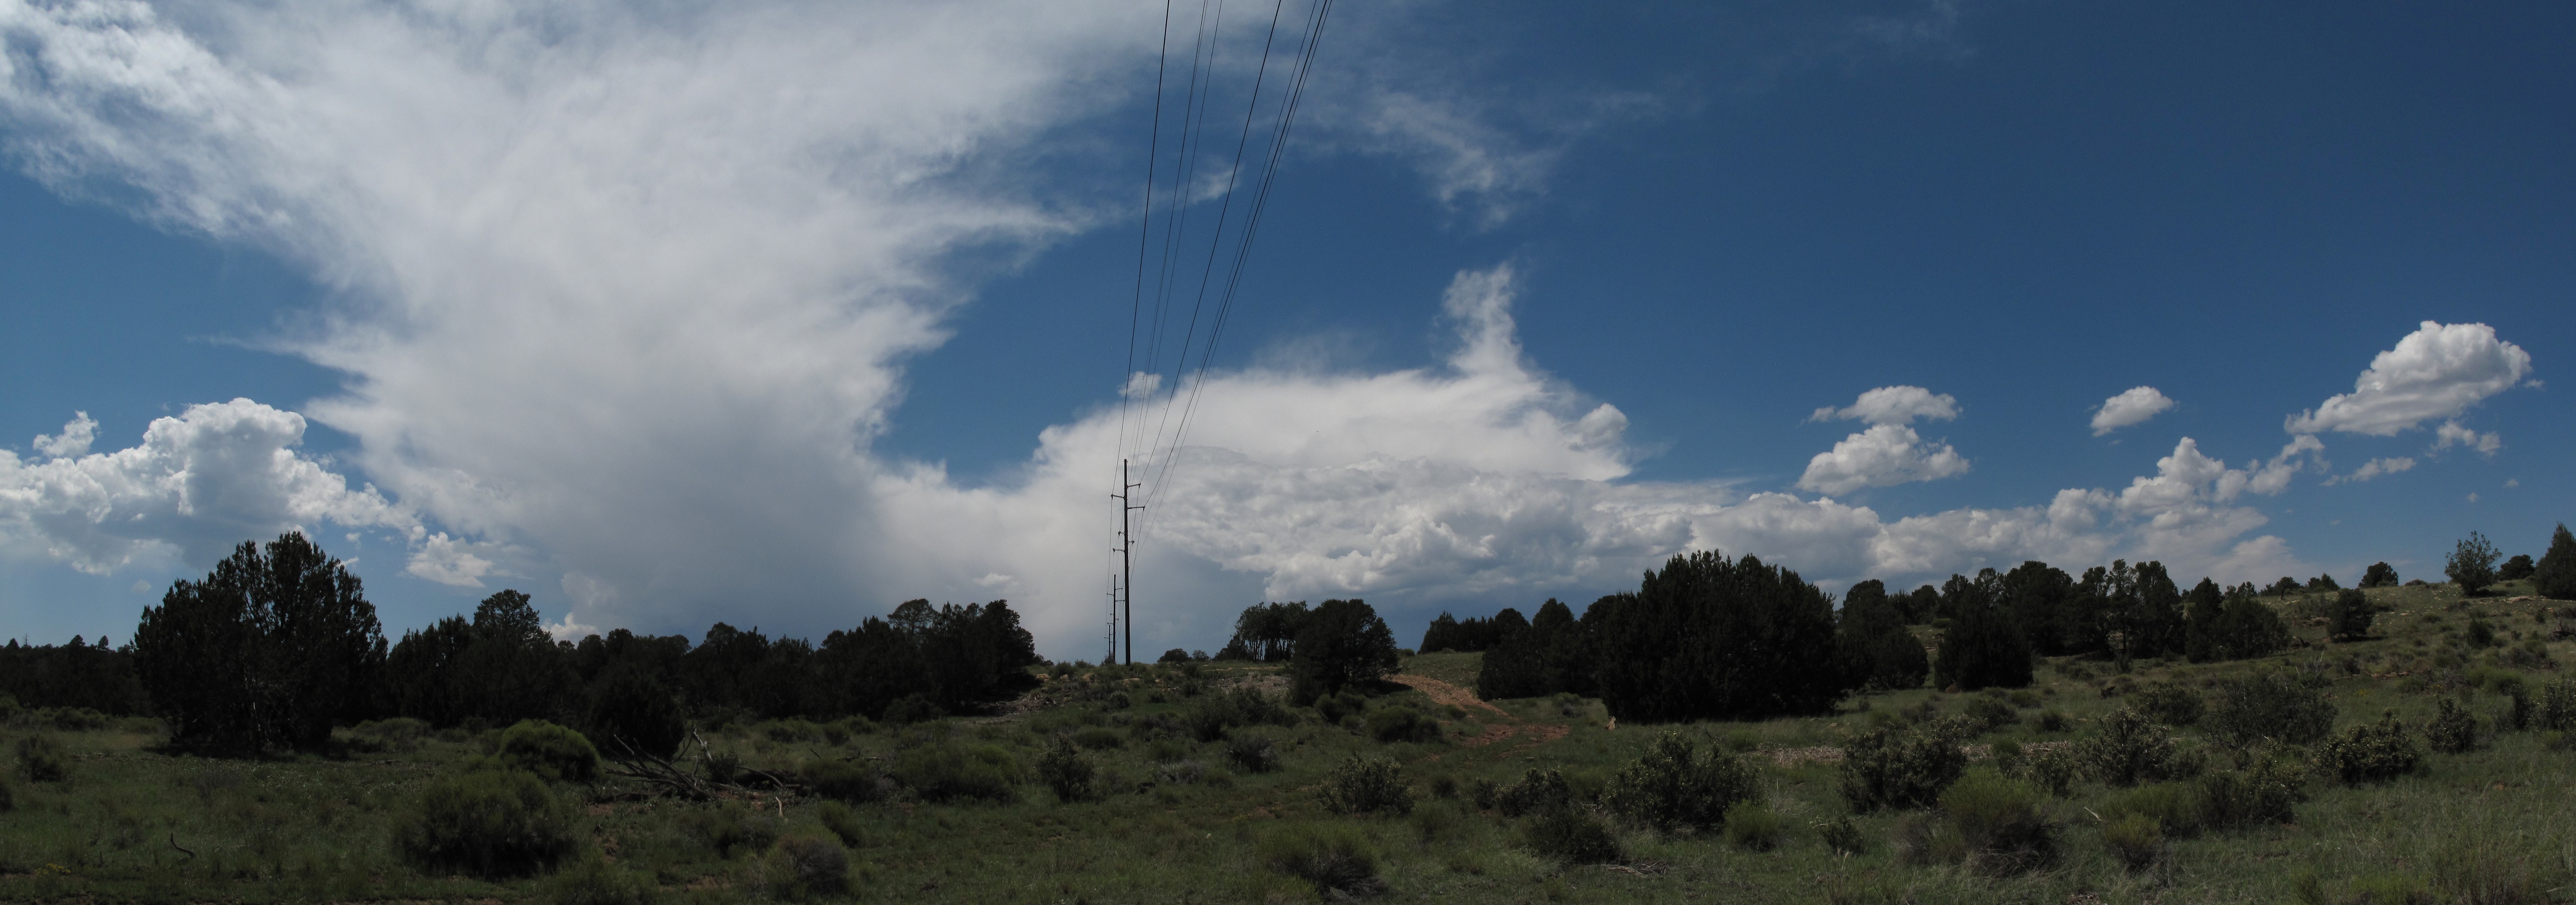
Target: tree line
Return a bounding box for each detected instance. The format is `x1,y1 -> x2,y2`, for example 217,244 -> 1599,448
29,533 -> 1043,756
1430,521 -> 2576,723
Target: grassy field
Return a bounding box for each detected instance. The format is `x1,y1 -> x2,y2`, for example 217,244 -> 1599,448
4,578 -> 2573,903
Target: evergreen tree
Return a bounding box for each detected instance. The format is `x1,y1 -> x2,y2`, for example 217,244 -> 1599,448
1931,575 -> 2032,690
132,533 -> 386,752
2499,554 -> 2536,582
1420,612 -> 1463,652
2182,578 -> 2226,663
1999,561 -> 2076,655
1476,599 -> 1593,700
2360,562 -> 2399,588
2446,531 -> 2502,595
1587,551 -> 1851,722
1835,580 -> 1928,691
1288,599 -> 1400,704
2535,524 -> 2576,601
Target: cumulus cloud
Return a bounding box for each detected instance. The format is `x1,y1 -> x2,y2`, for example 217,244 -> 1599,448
2285,321 -> 2533,436
1797,425 -> 1971,495
0,400 -> 413,573
1810,386 -> 1960,426
30,412 -> 96,459
0,0 -> 2319,655
2090,387 -> 2174,436
2431,421 -> 2501,457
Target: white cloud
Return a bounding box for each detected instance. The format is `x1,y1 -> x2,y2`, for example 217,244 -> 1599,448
0,1 -> 2322,655
2431,421 -> 2501,457
1797,424 -> 1972,495
2324,457 -> 2416,485
2090,387 -> 2174,436
30,412 -> 96,459
1810,386 -> 1961,427
2285,321 -> 2533,436
0,399 -> 412,573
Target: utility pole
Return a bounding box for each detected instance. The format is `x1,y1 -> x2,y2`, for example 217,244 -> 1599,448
1105,574 -> 1120,666
1114,458 -> 1143,664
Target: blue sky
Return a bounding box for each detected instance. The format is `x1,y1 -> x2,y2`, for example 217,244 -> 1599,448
2,1 -> 2567,660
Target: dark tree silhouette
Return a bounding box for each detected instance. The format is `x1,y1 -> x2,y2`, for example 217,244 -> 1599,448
1835,580 -> 1928,692
132,533 -> 386,752
2447,531 -> 2501,595
2538,524 -> 2576,601
1288,599 -> 1399,704
1587,551 -> 1851,722
1932,571 -> 2032,690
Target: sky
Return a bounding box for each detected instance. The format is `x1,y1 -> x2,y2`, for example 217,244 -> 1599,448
1,0 -> 2568,662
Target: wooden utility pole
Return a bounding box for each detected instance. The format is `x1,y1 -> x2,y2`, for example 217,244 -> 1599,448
1114,458 -> 1143,664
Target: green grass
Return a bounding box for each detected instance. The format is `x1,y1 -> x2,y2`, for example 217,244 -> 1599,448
3,580 -> 2573,902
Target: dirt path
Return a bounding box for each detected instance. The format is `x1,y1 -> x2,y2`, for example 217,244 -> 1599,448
1387,673 -> 1571,758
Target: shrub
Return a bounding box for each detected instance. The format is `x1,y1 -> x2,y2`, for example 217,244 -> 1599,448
1818,815 -> 1866,855
1961,695 -> 2020,734
2034,710 -> 2072,733
2101,813 -> 2163,873
1319,755 -> 1413,816
0,774 -> 14,813
396,768 -> 580,878
2328,589 -> 2380,641
1185,688 -> 1295,743
1069,726 -> 1123,750
2447,531 -> 2502,596
1262,823 -> 1385,897
2424,698 -> 2482,754
801,758 -> 882,803
492,721 -> 599,782
891,742 -> 1020,803
881,693 -> 945,725
2500,554 -> 2537,582
1839,722 -> 1968,812
1036,738 -> 1095,803
745,834 -> 851,901
1365,704 -> 1441,744
347,717 -> 431,754
15,734 -> 68,782
1223,732 -> 1283,773
1489,767 -> 1574,817
2009,744 -> 2080,797
1602,731 -> 1756,830
2197,748 -> 2307,830
2208,671 -> 2337,747
815,800 -> 866,849
2318,711 -> 2424,784
2534,679 -> 2576,732
1722,801 -> 1786,851
1938,770 -> 2056,876
539,853 -> 660,905
2132,683 -> 2204,727
2099,781 -> 2204,837
2536,524 -> 2576,601
683,804 -> 784,858
2076,708 -> 2194,787
1523,806 -> 1623,865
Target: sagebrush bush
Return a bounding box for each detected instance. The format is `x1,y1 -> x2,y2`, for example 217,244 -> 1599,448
2196,749 -> 2308,830
2098,781 -> 2203,838
1223,732 -> 1283,773
2424,698 -> 2482,754
2208,671 -> 2337,747
1491,767 -> 1574,818
2319,711 -> 2423,784
2101,812 -> 2163,873
2132,682 -> 2204,727
15,733 -> 67,782
1817,815 -> 1865,855
815,801 -> 866,849
347,717 -> 430,754
800,757 -> 884,803
2007,744 -> 2080,797
1603,732 -> 1756,831
539,853 -> 660,905
1937,770 -> 2056,877
1722,801 -> 1785,851
2530,679 -> 2576,732
1524,806 -> 1623,865
2077,708 -> 2195,787
492,720 -> 599,782
396,768 -> 580,878
1318,755 -> 1413,816
2034,710 -> 2072,733
1365,704 -> 1441,743
1185,688 -> 1296,743
683,803 -> 783,858
892,742 -> 1021,803
1838,722 -> 1967,812
1960,695 -> 2020,734
1036,738 -> 1095,803
1069,726 -> 1123,750
1261,823 -> 1384,897
746,834 -> 852,901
